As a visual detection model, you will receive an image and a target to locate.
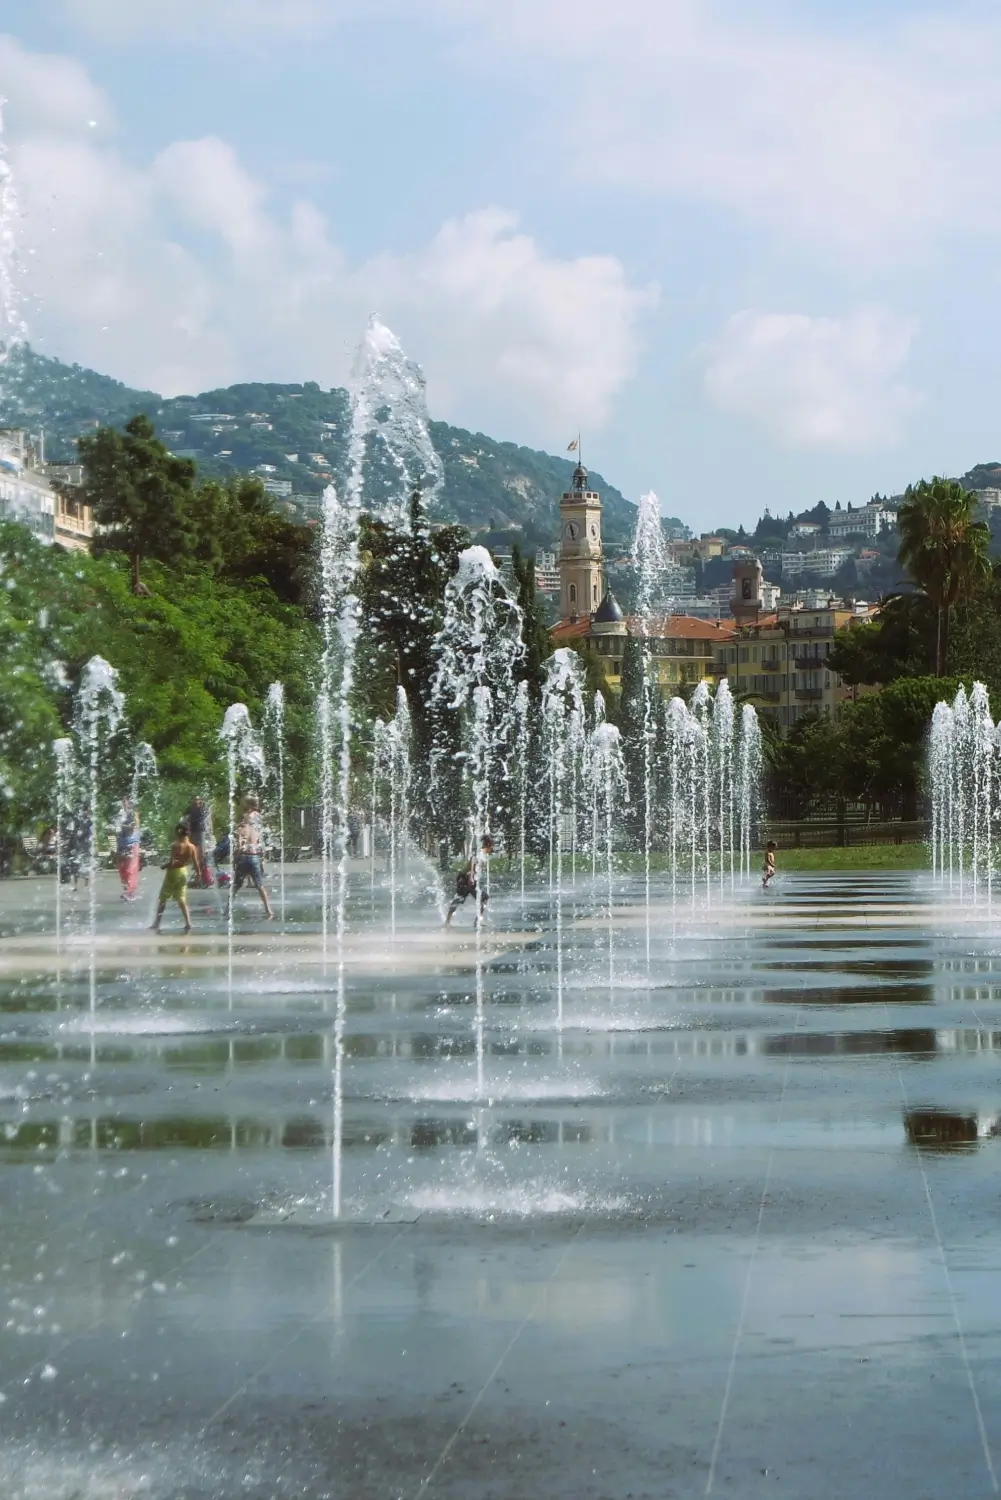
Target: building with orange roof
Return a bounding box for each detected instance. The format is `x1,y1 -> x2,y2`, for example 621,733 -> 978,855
552,593 -> 735,695
551,462 -> 735,697
715,596 -> 879,731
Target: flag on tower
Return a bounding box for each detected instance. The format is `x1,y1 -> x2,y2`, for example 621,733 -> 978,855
567,438 -> 579,452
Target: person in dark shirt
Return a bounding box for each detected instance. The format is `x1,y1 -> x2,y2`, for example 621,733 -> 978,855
445,835 -> 494,925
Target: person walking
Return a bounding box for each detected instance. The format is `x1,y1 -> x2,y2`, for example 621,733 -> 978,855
229,798 -> 274,920
116,804 -> 142,902
445,835 -> 494,925
151,822 -> 203,934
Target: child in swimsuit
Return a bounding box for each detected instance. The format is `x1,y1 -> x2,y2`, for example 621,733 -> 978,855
762,840 -> 777,888
151,822 -> 203,934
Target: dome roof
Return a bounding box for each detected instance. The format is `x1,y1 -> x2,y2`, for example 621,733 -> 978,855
592,591 -> 624,624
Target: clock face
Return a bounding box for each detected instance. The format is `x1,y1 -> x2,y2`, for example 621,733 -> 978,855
565,521 -> 580,541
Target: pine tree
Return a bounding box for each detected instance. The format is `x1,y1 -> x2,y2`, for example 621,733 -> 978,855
511,544 -> 553,694
76,415 -> 197,594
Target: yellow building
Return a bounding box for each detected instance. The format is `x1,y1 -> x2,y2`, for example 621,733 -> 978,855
552,597 -> 734,694
551,467 -> 732,694
716,601 -> 876,732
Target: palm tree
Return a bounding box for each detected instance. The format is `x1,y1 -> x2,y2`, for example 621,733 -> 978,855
896,478 -> 990,675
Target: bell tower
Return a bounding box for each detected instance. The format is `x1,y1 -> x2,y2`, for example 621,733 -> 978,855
559,462 -> 604,621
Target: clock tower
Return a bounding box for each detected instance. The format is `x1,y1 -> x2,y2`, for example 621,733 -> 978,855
559,462 -> 604,621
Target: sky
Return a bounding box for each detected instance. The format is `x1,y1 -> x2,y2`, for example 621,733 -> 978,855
2,0 -> 1001,530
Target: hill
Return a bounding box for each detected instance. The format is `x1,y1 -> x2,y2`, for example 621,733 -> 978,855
2,347 -> 665,552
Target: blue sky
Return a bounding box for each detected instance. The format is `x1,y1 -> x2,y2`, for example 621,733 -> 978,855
2,0 -> 1001,530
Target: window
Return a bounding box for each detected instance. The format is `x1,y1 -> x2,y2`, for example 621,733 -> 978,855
569,584 -> 577,604
593,583 -> 598,603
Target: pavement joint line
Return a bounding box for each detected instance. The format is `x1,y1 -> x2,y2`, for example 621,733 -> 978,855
704,1006 -> 801,1497
197,1224 -> 412,1437
410,1224 -> 585,1500
886,997 -> 999,1495
0,1226 -> 219,1396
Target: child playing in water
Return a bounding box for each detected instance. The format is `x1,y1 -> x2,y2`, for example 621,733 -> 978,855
151,822 -> 203,934
445,835 -> 494,925
762,840 -> 777,889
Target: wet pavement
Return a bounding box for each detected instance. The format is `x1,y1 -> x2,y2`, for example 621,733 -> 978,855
2,867 -> 1001,1497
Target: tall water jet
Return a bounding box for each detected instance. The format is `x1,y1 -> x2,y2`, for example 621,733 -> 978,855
632,491 -> 669,967
53,737 -> 75,946
586,721 -> 627,996
372,687 -> 412,938
541,649 -> 587,1028
321,318 -> 441,1216
513,679 -> 531,900
75,658 -> 126,943
712,677 -> 736,892
929,682 -> 997,896
346,315 -> 444,524
589,691 -> 607,878
430,546 -> 523,1097
736,705 -> 762,879
74,658 -> 125,1050
219,705 -> 266,1001
263,682 -> 286,921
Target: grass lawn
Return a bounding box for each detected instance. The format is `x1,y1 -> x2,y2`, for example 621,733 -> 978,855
774,844 -> 930,871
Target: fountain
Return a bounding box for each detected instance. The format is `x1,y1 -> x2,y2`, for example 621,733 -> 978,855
318,317 -> 443,1217
632,490 -> 669,965
586,720 -> 628,995
371,686 -> 413,938
929,681 -> 996,895
75,658 -> 126,945
52,737 -> 75,946
218,705 -> 266,992
263,682 -> 287,921
430,545 -> 524,1097
541,649 -> 588,1026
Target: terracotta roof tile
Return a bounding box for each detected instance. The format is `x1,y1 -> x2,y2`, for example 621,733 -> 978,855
627,613 -> 737,641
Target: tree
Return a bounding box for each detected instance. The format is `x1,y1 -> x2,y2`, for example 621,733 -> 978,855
948,562 -> 1001,702
897,478 -> 990,674
828,592 -> 936,686
355,491 -> 468,749
511,544 -> 553,694
75,415 -> 197,593
192,474 -> 313,605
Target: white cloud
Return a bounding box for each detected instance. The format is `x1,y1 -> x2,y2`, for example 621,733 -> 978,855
3,40 -> 648,439
370,208 -> 653,434
51,2 -> 1001,257
0,33 -> 110,130
703,308 -> 920,451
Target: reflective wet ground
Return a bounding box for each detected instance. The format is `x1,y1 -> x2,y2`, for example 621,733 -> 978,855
3,867 -> 1001,1497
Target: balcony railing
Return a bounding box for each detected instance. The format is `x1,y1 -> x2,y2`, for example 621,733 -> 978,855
795,686 -> 824,700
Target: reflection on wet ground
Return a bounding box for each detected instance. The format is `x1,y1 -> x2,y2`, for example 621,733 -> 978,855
4,868 -> 1001,1498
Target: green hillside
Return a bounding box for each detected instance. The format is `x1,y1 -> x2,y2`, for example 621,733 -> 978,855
3,346 -> 654,551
